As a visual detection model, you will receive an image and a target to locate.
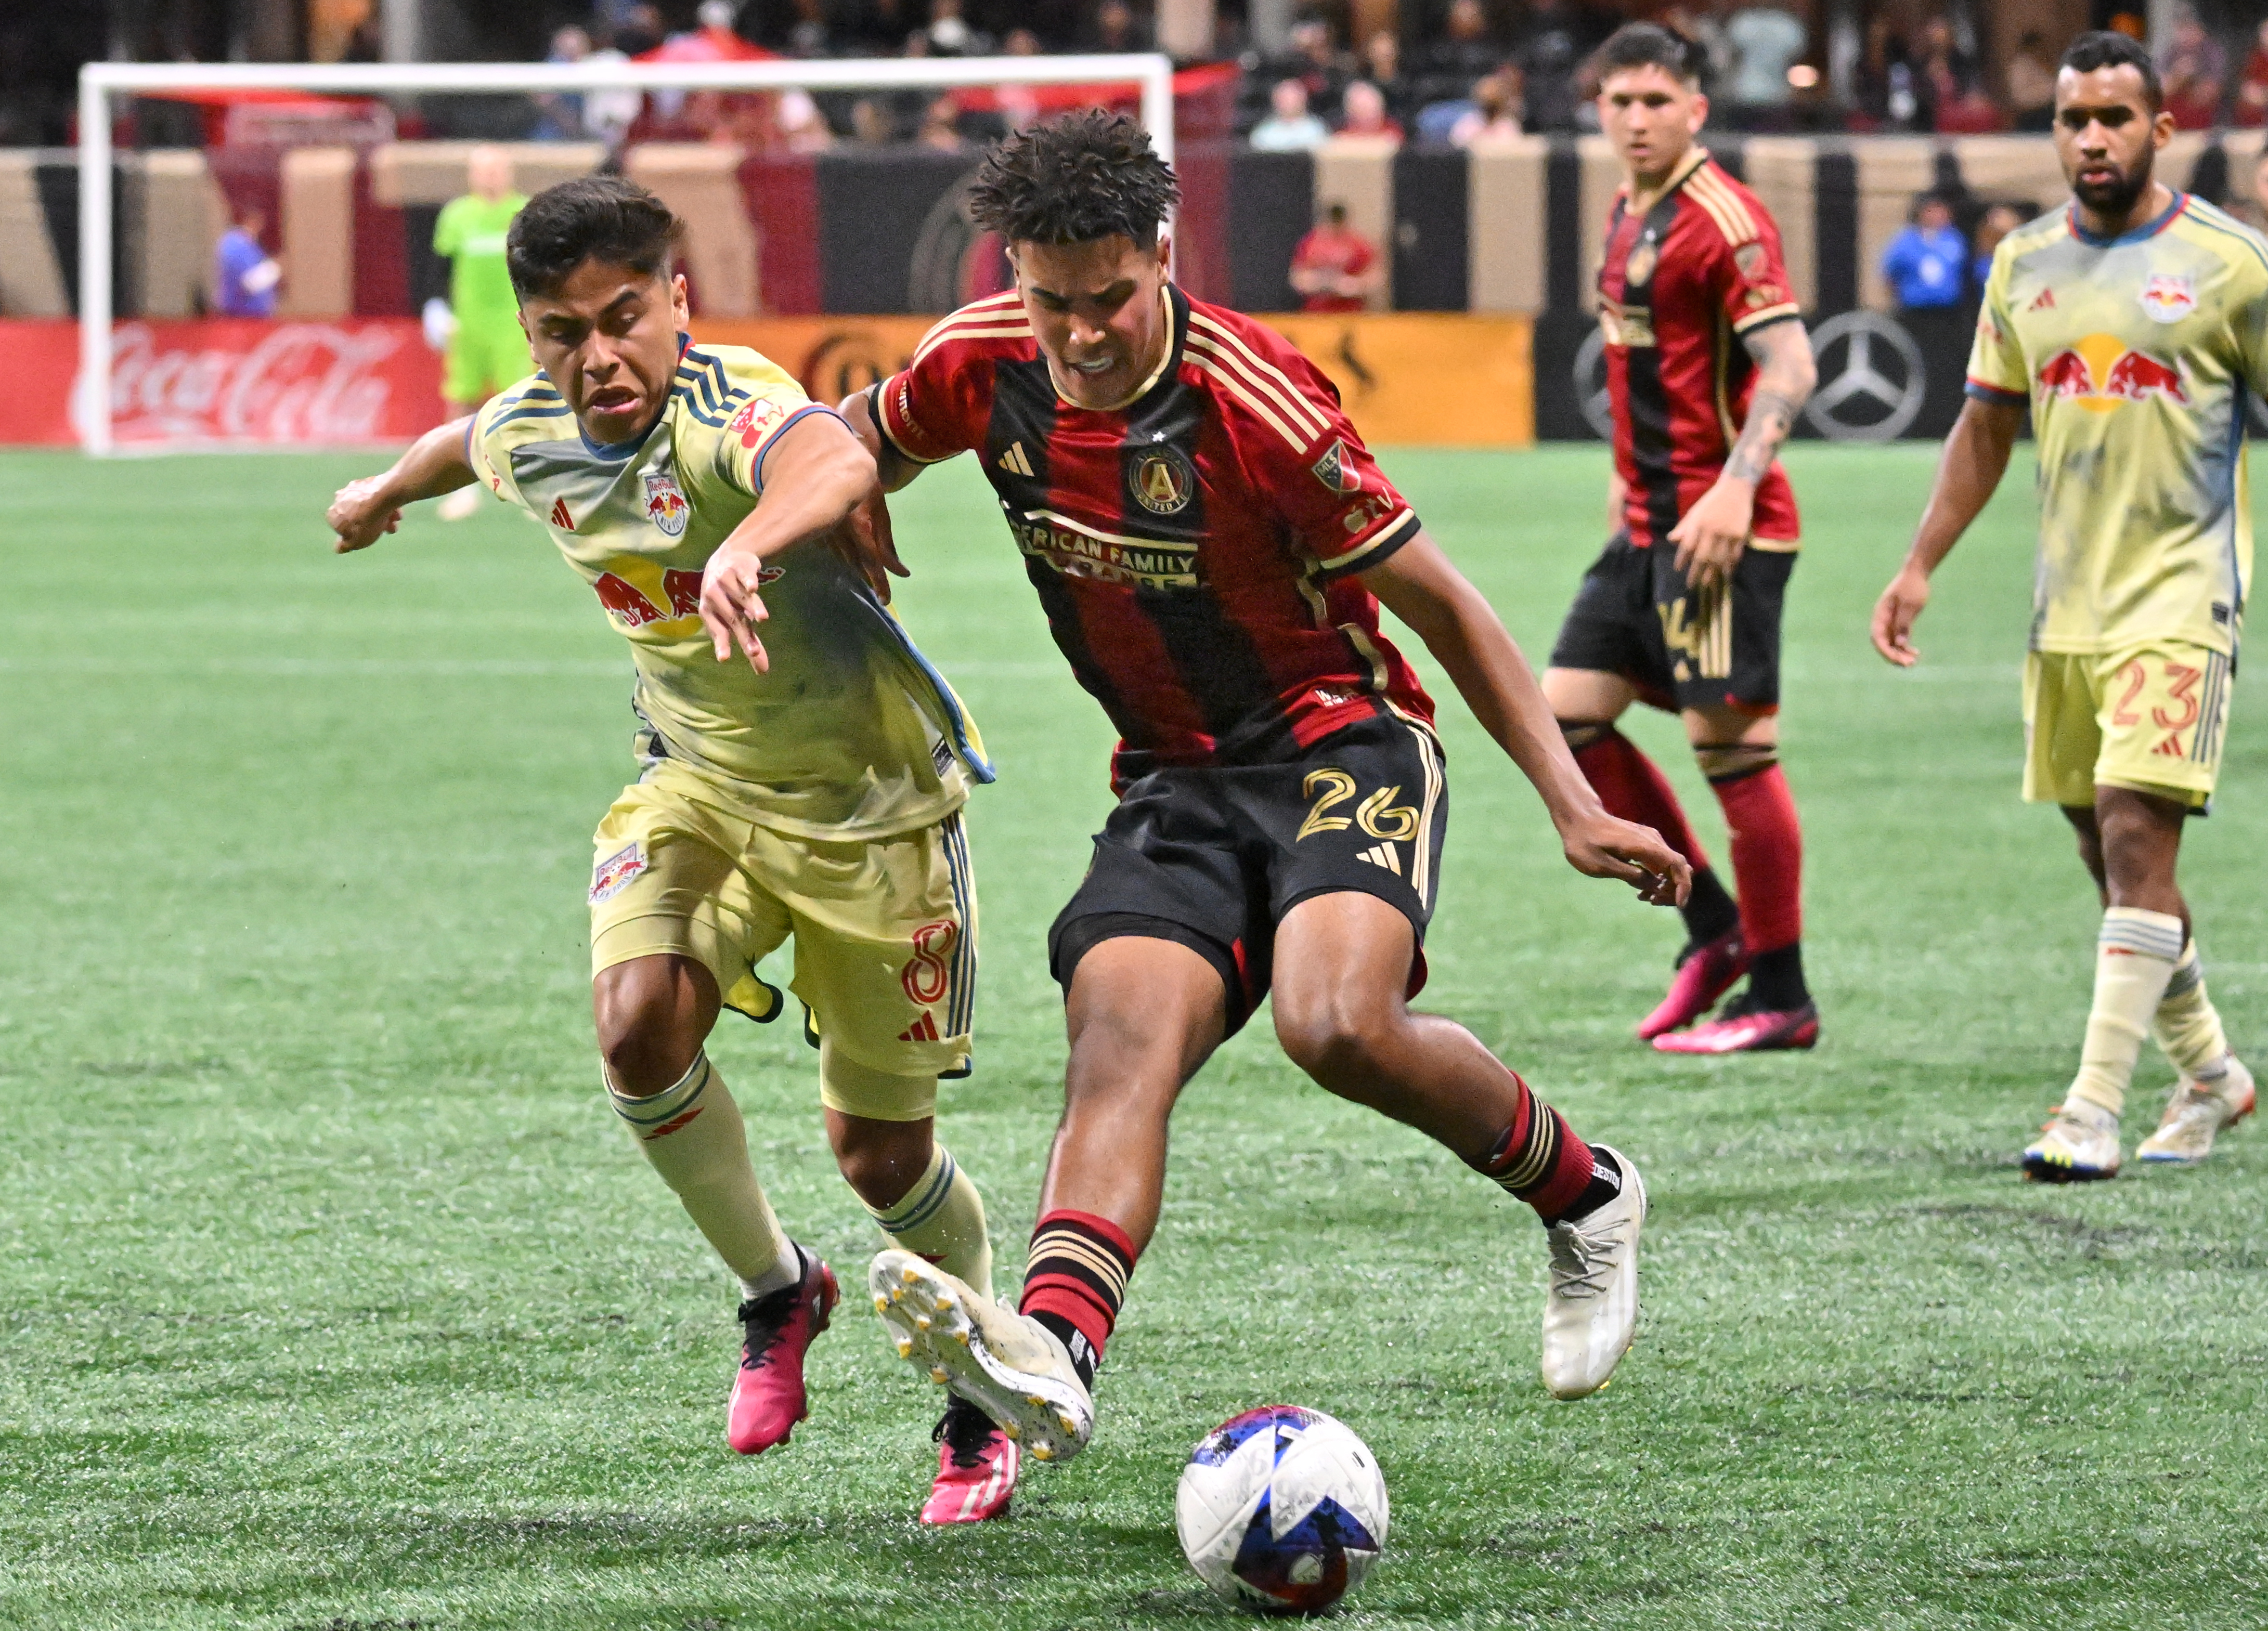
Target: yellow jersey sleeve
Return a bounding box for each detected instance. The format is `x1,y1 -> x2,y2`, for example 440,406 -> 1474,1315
1965,242 -> 2028,403
682,351 -> 842,499
468,372 -> 571,511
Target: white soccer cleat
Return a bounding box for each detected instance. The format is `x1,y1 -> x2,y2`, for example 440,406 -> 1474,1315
2021,1100 -> 2122,1182
869,1249 -> 1094,1464
2136,1056 -> 2256,1165
1539,1146 -> 1644,1401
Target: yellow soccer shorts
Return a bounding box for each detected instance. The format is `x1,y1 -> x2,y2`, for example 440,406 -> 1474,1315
587,761 -> 977,1116
2023,642 -> 2236,810
443,317 -> 534,405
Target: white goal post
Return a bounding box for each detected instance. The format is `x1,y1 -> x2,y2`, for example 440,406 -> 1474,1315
74,53 -> 1177,454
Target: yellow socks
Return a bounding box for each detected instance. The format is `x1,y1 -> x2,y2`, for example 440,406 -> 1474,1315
2067,908 -> 2186,1119
865,1143 -> 994,1301
608,1052 -> 798,1299
2155,941 -> 2235,1082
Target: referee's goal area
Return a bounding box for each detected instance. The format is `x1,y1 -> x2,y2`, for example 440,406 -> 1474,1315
72,54 -> 1178,454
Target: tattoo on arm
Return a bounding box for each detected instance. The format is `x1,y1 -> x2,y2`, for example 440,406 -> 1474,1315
1723,322 -> 1816,485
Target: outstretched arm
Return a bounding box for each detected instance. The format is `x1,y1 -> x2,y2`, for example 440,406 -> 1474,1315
1871,394 -> 2024,667
1363,533 -> 1691,906
326,414 -> 477,552
699,410 -> 877,671
1667,316 -> 1817,588
840,383 -> 925,494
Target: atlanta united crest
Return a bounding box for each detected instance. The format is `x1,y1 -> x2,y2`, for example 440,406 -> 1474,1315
644,471 -> 690,537
2139,273 -> 2195,324
1129,445 -> 1196,516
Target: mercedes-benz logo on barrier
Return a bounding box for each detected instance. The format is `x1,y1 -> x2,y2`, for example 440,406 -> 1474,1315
1572,325 -> 1614,440
1804,310 -> 1928,441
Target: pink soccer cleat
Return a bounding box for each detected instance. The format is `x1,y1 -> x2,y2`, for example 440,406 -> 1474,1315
921,1394 -> 1020,1525
1636,930 -> 1748,1040
1652,995 -> 1819,1054
728,1248 -> 838,1455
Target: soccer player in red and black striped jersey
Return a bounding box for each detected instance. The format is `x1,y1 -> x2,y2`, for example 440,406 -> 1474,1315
1541,25 -> 1822,1054
777,112 -> 1689,1456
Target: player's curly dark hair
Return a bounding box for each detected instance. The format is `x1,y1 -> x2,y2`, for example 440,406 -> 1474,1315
1593,22 -> 1704,88
966,110 -> 1181,247
506,175 -> 681,301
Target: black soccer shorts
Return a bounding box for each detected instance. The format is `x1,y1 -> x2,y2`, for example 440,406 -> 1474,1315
1548,530 -> 1796,714
1047,712 -> 1448,1034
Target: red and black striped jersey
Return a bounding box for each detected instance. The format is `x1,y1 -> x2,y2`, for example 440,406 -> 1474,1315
1597,149 -> 1802,550
879,284 -> 1435,789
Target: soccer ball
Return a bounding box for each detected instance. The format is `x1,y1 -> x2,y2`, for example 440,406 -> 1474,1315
1174,1404 -> 1389,1615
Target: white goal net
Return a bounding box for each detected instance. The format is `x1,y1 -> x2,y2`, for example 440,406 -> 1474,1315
72,53 -> 1177,454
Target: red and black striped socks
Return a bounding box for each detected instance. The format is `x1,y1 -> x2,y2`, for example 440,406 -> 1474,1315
1484,1073 -> 1619,1225
1019,1209 -> 1137,1388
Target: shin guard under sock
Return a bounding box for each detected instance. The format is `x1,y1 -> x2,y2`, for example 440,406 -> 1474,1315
865,1144 -> 994,1301
608,1052 -> 796,1299
1572,727 -> 1737,944
2069,908 -> 2185,1118
2155,941 -> 2235,1082
1019,1210 -> 1136,1388
1710,762 -> 1806,1003
1483,1073 -> 1599,1225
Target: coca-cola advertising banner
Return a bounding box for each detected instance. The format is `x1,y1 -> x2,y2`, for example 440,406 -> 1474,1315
1,319 -> 443,447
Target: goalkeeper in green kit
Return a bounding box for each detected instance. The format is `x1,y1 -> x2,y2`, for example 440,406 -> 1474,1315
434,145 -> 533,520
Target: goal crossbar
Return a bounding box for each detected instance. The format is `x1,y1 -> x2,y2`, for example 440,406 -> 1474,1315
73,53 -> 1177,453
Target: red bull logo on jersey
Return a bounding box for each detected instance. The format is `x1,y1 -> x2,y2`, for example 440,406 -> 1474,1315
644,472 -> 691,538
2036,333 -> 2189,412
594,567 -> 723,628
590,842 -> 646,903
2139,272 -> 2196,324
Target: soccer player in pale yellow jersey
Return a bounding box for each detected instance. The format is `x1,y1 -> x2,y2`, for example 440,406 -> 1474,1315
323,177 -> 1022,1523
1875,32 -> 2258,1180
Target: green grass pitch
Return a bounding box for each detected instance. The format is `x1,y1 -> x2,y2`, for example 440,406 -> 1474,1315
3,441 -> 2265,1630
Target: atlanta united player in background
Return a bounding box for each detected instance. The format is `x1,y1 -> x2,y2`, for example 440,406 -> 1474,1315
709,111 -> 1692,1460
1875,32 -> 2258,1179
1543,25 -> 1821,1053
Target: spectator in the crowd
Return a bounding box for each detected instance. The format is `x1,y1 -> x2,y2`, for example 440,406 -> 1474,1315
1002,25 -> 1042,54
916,92 -> 966,149
776,86 -> 834,151
1912,16 -> 1997,133
849,96 -> 897,143
578,27 -> 644,150
2233,19 -> 2268,127
914,0 -> 991,57
1515,0 -> 1611,133
783,0 -> 832,55
1726,3 -> 1806,121
1362,29 -> 1415,127
2006,31 -> 2058,132
1414,0 -> 1501,109
1250,77 -> 1330,149
1448,66 -> 1525,145
1972,202 -> 2025,288
1852,16 -> 1921,131
1882,193 -> 1968,311
533,24 -> 592,141
1084,0 -> 1148,54
1289,201 -> 1381,312
612,3 -> 665,56
2159,6 -> 2226,131
1283,15 -> 1351,110
1339,79 -> 1403,142
213,206 -> 280,318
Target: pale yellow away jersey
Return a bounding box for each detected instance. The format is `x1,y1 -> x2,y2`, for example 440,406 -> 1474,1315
1968,194 -> 2268,658
470,342 -> 991,840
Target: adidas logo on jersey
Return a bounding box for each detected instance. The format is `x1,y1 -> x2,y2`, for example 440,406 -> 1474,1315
1357,843 -> 1402,876
898,1011 -> 941,1042
997,441 -> 1035,478
550,497 -> 575,530
2029,288 -> 2056,311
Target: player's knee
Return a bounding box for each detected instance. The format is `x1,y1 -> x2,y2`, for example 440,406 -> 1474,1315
827,1114 -> 934,1209
592,959 -> 710,1096
1273,990 -> 1398,1090
1693,740 -> 1779,782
